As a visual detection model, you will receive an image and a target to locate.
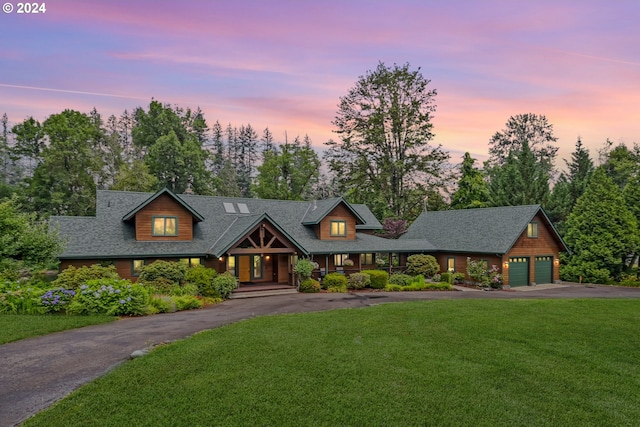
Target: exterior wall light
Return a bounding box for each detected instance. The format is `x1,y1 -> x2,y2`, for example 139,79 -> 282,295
503,261 -> 509,269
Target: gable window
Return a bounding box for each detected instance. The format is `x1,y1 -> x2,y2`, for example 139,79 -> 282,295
132,259 -> 145,277
330,220 -> 347,237
527,222 -> 539,238
360,253 -> 374,265
153,216 -> 178,236
334,254 -> 350,267
179,258 -> 201,267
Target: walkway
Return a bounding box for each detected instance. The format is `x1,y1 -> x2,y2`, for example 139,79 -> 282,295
2,284 -> 640,426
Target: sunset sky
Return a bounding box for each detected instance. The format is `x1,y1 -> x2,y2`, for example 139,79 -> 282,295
1,0 -> 638,165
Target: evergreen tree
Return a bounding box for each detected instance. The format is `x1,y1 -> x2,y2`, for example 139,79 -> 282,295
261,127 -> 275,157
562,167 -> 638,283
488,140 -> 550,206
546,138 -> 594,231
488,113 -> 559,174
450,152 -> 490,209
210,120 -> 225,174
253,142 -> 320,200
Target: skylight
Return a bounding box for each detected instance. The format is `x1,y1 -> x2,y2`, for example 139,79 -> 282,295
237,203 -> 250,214
223,202 -> 236,214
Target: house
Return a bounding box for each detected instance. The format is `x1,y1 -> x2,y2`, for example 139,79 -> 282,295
52,188 -> 425,287
399,205 -> 569,287
52,189 -> 568,289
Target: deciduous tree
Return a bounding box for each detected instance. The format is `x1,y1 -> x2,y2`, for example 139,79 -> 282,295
325,62 -> 449,220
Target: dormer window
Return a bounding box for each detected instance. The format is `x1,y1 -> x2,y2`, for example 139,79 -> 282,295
330,220 -> 347,236
153,216 -> 178,236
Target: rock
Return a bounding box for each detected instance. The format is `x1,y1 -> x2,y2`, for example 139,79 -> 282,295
130,349 -> 150,359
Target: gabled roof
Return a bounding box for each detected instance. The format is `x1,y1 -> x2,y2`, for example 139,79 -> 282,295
401,205 -> 569,254
207,212 -> 308,258
121,188 -> 204,222
52,191 -> 390,259
301,197 -> 367,226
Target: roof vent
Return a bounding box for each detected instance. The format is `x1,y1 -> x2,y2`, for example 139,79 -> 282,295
223,202 -> 236,214
237,203 -> 250,214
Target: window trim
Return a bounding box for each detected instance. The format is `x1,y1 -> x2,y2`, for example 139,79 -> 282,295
131,259 -> 145,277
527,222 -> 539,238
152,215 -> 179,236
330,220 -> 347,237
360,253 -> 374,265
446,257 -> 456,272
179,258 -> 201,267
334,253 -> 349,267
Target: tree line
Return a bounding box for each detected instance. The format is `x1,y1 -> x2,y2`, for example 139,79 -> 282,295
0,62 -> 638,283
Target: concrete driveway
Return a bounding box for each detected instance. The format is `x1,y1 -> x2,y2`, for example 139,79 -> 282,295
2,284 -> 640,426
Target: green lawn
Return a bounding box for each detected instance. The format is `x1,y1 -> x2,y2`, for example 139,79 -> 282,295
23,299 -> 640,426
0,314 -> 116,344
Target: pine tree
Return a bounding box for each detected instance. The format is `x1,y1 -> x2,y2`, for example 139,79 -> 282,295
563,167 -> 638,283
450,152 -> 490,209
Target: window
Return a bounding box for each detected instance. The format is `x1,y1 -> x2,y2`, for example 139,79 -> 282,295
179,258 -> 201,267
227,256 -> 236,276
527,222 -> 539,238
132,259 -> 145,276
360,253 -> 374,265
446,257 -> 456,272
330,220 -> 347,236
252,255 -> 263,279
152,216 -> 178,236
334,254 -> 349,267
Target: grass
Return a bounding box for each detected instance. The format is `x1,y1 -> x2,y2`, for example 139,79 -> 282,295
0,314 -> 116,344
23,299 -> 640,426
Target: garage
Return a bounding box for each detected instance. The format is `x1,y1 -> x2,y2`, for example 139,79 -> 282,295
534,256 -> 553,284
508,257 -> 529,287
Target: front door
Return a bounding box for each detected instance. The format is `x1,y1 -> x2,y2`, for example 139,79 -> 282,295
238,255 -> 251,282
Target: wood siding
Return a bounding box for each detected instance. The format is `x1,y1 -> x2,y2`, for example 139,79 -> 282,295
134,193 -> 194,241
503,212 -> 562,286
316,204 -> 358,240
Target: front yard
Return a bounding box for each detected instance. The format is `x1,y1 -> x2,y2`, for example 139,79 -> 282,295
21,299 -> 640,426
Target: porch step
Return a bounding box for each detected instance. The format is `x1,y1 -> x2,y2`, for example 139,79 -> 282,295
229,288 -> 298,299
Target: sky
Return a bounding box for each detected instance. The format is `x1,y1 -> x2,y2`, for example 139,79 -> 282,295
1,0 -> 639,165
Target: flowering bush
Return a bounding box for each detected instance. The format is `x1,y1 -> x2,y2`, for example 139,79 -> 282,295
466,259 -> 502,289
67,278 -> 150,316
347,272 -> 370,289
0,283 -> 46,314
41,288 -> 76,313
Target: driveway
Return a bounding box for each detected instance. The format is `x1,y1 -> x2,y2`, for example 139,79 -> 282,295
2,284 -> 640,426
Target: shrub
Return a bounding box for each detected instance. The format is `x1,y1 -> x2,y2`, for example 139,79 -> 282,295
170,283 -> 199,296
467,259 -> 488,283
385,284 -> 402,292
149,295 -> 177,313
347,272 -> 370,290
212,272 -> 237,299
184,265 -> 218,296
410,274 -> 426,287
293,258 -> 317,282
0,284 -> 46,314
388,273 -> 413,287
138,260 -> 187,285
140,277 -> 177,295
361,270 -> 388,289
172,295 -> 203,311
41,288 -> 76,313
299,278 -> 321,293
52,264 -> 120,290
322,272 -> 348,290
68,278 -> 150,316
440,272 -> 453,284
406,254 -> 439,278
343,259 -> 354,267
327,284 -> 347,293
